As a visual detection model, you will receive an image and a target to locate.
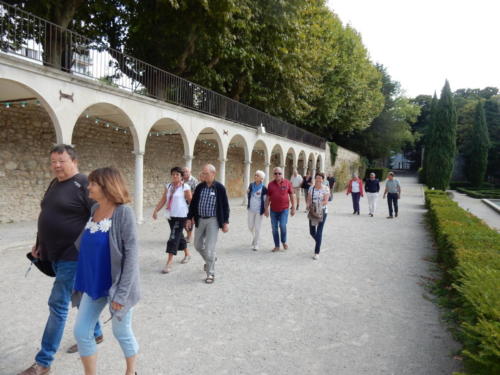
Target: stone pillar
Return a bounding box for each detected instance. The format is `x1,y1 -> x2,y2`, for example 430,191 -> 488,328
183,154 -> 193,170
312,168 -> 317,179
218,158 -> 227,185
242,160 -> 252,205
134,151 -> 144,224
264,162 -> 271,185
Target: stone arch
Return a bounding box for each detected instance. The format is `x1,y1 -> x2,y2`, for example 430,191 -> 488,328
226,134 -> 249,197
0,78 -> 62,142
270,143 -> 285,172
316,154 -> 323,173
146,118 -> 190,157
251,139 -> 268,181
71,103 -> 137,198
285,147 -> 297,179
72,102 -> 140,153
298,150 -> 307,176
0,79 -> 61,222
143,118 -> 190,206
307,152 -> 315,175
192,127 -> 224,181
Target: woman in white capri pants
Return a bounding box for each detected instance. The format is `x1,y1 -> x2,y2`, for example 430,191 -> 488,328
246,170 -> 268,250
364,172 -> 380,217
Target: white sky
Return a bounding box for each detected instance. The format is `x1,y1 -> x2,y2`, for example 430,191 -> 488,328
327,0 -> 500,97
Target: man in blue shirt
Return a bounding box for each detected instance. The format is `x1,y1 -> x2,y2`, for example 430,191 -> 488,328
383,172 -> 402,218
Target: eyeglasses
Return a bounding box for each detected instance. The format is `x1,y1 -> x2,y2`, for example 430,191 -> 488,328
274,172 -> 282,175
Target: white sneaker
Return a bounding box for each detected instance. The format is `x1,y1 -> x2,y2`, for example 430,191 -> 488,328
312,254 -> 319,260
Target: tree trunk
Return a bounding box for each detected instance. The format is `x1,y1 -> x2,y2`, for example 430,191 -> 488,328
41,0 -> 84,70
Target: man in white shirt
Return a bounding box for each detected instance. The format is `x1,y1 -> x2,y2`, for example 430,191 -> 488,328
290,169 -> 303,210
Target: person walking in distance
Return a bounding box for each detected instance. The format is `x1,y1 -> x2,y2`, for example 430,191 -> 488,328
186,164 -> 230,284
383,172 -> 401,219
152,167 -> 193,273
290,169 -> 303,210
182,167 -> 198,243
346,173 -> 364,215
18,145 -> 103,375
364,172 -> 380,217
301,172 -> 313,211
326,173 -> 336,202
72,167 -> 140,375
307,172 -> 330,260
264,167 -> 296,252
246,170 -> 268,251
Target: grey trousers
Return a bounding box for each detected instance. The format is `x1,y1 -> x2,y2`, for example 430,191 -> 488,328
194,217 -> 219,276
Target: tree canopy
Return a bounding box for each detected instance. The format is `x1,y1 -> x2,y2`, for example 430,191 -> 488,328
334,65 -> 418,162
3,0 -> 384,137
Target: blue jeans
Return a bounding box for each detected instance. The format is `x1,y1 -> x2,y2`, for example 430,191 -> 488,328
387,193 -> 399,216
35,261 -> 102,368
74,294 -> 138,358
270,209 -> 289,247
309,213 -> 328,254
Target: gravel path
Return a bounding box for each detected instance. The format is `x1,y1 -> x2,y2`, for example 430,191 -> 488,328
0,175 -> 462,375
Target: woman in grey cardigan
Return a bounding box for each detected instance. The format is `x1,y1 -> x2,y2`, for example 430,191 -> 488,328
72,167 -> 140,375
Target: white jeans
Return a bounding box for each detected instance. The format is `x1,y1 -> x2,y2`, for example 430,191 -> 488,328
247,210 -> 263,249
366,192 -> 379,214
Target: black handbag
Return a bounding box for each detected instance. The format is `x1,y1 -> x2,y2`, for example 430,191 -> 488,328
26,252 -> 55,277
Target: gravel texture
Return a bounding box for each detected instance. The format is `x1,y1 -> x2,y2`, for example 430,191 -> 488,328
0,175 -> 462,375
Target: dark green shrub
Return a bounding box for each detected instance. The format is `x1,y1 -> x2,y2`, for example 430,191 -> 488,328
425,191 -> 500,374
328,142 -> 338,166
456,187 -> 500,199
418,167 -> 425,183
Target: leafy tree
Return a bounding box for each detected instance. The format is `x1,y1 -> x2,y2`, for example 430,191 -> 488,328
408,94 -> 433,169
421,93 -> 438,182
2,0 -> 123,69
465,101 -> 490,186
2,0 -> 384,137
425,80 -> 457,190
337,65 -> 417,162
483,95 -> 500,180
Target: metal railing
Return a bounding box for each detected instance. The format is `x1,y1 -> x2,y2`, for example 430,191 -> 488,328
0,1 -> 326,149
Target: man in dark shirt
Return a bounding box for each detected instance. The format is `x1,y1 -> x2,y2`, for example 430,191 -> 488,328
19,145 -> 102,375
326,174 -> 336,201
364,172 -> 381,217
187,164 -> 229,284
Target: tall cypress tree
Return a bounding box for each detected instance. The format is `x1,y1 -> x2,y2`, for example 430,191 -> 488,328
422,92 -> 438,183
466,101 -> 490,186
426,80 -> 457,190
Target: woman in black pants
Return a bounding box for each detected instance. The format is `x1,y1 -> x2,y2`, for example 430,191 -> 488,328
152,166 -> 192,273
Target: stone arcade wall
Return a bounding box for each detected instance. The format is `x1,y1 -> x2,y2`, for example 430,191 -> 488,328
0,106 -> 56,223
323,143 -> 363,191
0,106 -> 245,222
0,105 -> 361,222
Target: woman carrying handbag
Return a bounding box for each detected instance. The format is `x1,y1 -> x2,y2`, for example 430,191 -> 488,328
307,172 -> 330,260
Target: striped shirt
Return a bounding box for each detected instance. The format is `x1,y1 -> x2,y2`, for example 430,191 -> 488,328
198,185 -> 217,217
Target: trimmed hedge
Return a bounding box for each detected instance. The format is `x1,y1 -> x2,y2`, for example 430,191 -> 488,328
456,187 -> 500,199
450,181 -> 496,190
425,190 -> 500,374
365,167 -> 389,181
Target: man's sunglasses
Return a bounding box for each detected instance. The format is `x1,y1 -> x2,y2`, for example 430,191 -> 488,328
274,172 -> 282,175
